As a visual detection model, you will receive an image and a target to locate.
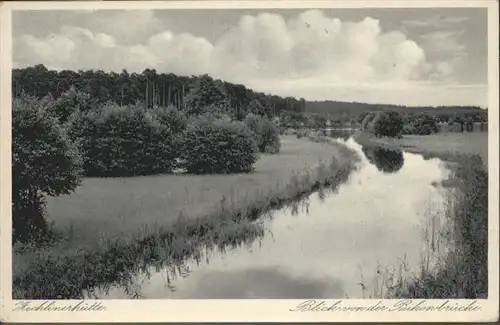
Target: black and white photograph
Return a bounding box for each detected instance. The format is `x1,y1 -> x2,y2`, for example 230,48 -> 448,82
1,0 -> 498,322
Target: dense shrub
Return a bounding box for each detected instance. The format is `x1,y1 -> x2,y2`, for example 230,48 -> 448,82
177,116 -> 259,174
12,96 -> 83,243
152,105 -> 188,133
371,112 -> 404,137
68,103 -> 184,177
244,113 -> 281,154
404,113 -> 439,135
307,114 -> 327,130
45,87 -> 95,124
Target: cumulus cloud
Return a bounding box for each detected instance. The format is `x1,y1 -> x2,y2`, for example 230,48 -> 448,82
13,9 -> 483,105
419,30 -> 467,82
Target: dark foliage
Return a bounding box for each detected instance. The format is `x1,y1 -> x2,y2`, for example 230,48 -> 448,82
306,100 -> 487,126
12,96 -> 83,243
361,145 -> 405,173
13,65 -> 305,119
244,113 -> 281,154
177,116 -> 259,174
307,113 -> 328,130
403,113 -> 440,135
67,103 -> 185,177
370,111 -> 404,137
45,86 -> 97,124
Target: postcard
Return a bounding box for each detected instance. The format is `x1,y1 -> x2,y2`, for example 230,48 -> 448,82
1,0 -> 498,322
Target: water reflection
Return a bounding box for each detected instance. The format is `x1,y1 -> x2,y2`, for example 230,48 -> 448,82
167,268 -> 345,299
361,145 -> 405,173
91,138 -> 452,299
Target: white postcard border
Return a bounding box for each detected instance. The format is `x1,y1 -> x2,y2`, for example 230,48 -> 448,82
1,1 -> 498,323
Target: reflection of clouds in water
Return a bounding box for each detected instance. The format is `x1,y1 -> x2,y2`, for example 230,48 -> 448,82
173,268 -> 345,299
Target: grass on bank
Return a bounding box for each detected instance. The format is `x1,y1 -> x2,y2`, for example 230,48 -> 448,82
13,136 -> 360,299
354,131 -> 488,169
355,132 -> 488,299
15,136 -> 345,252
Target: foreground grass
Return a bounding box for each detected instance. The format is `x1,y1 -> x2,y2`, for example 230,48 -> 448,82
355,132 -> 488,299
13,136 -> 360,299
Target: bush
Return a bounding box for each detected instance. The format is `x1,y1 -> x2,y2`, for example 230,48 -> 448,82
68,103 -> 183,177
12,96 -> 83,243
307,114 -> 327,130
405,113 -> 439,135
177,116 -> 259,174
244,113 -> 281,154
371,112 -> 404,137
45,87 -> 95,124
152,105 -> 188,134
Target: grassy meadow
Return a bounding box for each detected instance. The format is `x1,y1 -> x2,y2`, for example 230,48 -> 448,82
355,131 -> 488,169
44,135 -> 351,248
13,135 -> 360,299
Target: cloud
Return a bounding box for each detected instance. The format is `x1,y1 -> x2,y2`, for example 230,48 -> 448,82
13,10 -> 484,106
16,33 -> 76,66
418,30 -> 468,82
401,16 -> 470,28
83,10 -> 164,44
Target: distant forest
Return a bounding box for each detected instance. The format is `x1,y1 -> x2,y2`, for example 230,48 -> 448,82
12,65 -> 306,120
12,64 -> 487,124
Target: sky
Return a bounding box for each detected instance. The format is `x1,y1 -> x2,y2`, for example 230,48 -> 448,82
12,8 -> 488,107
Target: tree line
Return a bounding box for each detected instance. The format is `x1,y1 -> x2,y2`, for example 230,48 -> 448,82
306,100 -> 487,127
12,65 -> 306,119
360,110 -> 487,137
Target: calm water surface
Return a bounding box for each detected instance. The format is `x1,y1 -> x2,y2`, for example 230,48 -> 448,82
92,138 -> 452,299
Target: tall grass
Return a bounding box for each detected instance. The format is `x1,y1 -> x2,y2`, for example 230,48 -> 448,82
13,144 -> 360,299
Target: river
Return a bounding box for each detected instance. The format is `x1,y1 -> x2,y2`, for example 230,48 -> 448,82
88,137 -> 453,299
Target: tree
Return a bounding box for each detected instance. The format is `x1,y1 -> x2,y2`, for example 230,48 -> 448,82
406,113 -> 439,135
246,99 -> 266,116
308,114 -> 327,130
46,86 -> 94,124
371,112 -> 404,137
244,113 -> 281,154
12,96 -> 83,242
183,75 -> 230,116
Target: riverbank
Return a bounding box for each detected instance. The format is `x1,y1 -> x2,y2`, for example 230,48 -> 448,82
13,135 -> 360,299
354,132 -> 488,299
354,131 -> 488,169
